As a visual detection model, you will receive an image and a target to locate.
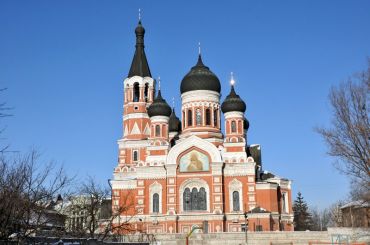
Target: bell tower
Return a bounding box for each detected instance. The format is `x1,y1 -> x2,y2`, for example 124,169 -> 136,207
117,20 -> 155,169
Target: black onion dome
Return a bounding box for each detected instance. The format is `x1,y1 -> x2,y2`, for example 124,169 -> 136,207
221,85 -> 246,113
169,108 -> 181,132
244,118 -> 250,131
147,90 -> 172,117
180,55 -> 221,94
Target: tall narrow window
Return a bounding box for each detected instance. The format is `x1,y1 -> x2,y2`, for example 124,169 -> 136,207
144,83 -> 149,102
191,188 -> 198,210
213,109 -> 218,127
183,188 -> 191,211
187,109 -> 193,126
231,121 -> 237,133
282,193 -> 287,213
232,191 -> 240,211
155,125 -> 160,137
183,111 -> 185,127
196,108 -> 202,125
133,82 -> 140,102
153,193 -> 159,213
205,109 -> 211,125
133,150 -> 139,162
199,187 -> 207,210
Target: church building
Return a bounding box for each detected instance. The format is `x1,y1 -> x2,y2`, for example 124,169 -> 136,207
110,20 -> 294,234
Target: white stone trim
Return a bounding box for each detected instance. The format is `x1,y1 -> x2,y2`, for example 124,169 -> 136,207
181,90 -> 220,104
224,163 -> 255,176
124,76 -> 155,88
255,182 -> 278,190
228,179 -> 243,212
166,135 -> 222,165
224,111 -> 244,119
150,116 -> 170,123
110,179 -> 137,189
123,113 -> 150,120
149,182 -> 163,214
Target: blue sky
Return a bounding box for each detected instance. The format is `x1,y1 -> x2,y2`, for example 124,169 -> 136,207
1,0 -> 369,209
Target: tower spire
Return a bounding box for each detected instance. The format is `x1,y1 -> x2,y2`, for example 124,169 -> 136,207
128,16 -> 151,78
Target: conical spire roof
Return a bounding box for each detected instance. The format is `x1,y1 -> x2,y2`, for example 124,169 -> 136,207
128,21 -> 151,78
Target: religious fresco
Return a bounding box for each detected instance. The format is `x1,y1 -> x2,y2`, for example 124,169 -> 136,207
179,150 -> 209,172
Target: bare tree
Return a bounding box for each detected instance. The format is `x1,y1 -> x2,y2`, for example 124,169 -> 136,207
316,59 -> 370,201
0,150 -> 71,240
310,206 -> 331,231
0,88 -> 12,154
62,176 -> 137,240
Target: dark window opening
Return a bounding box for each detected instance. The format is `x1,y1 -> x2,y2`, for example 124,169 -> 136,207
231,121 -> 237,133
187,109 -> 193,126
205,109 -> 211,125
133,82 -> 140,102
155,125 -> 160,137
232,191 -> 240,211
213,110 -> 218,127
153,193 -> 159,213
133,150 -> 138,162
144,83 -> 149,102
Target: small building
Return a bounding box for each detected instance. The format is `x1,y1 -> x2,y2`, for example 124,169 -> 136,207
341,200 -> 370,227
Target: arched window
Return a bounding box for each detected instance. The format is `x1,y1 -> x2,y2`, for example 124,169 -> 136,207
183,188 -> 191,211
183,187 -> 207,211
153,193 -> 159,213
144,83 -> 149,102
205,109 -> 211,125
196,108 -> 202,125
133,82 -> 140,102
213,109 -> 218,127
231,121 -> 237,133
133,150 -> 138,162
187,109 -> 193,126
233,191 -> 240,211
199,187 -> 207,210
155,125 -> 160,137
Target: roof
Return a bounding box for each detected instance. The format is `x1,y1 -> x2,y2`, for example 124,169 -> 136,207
128,21 -> 151,78
221,85 -> 246,113
341,200 -> 370,209
180,55 -> 221,94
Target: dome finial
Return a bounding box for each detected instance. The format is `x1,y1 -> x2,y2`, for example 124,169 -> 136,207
172,96 -> 175,108
138,8 -> 141,21
230,72 -> 235,86
158,76 -> 161,90
198,42 -> 201,56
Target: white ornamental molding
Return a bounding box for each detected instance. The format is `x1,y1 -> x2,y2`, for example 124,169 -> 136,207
149,181 -> 163,214
166,135 -> 222,165
255,182 -> 279,190
110,179 -> 137,189
228,178 -> 244,213
124,76 -> 155,88
181,90 -> 220,104
224,163 -> 255,176
117,139 -> 150,148
123,113 -> 150,121
150,115 -> 169,123
224,111 -> 244,119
